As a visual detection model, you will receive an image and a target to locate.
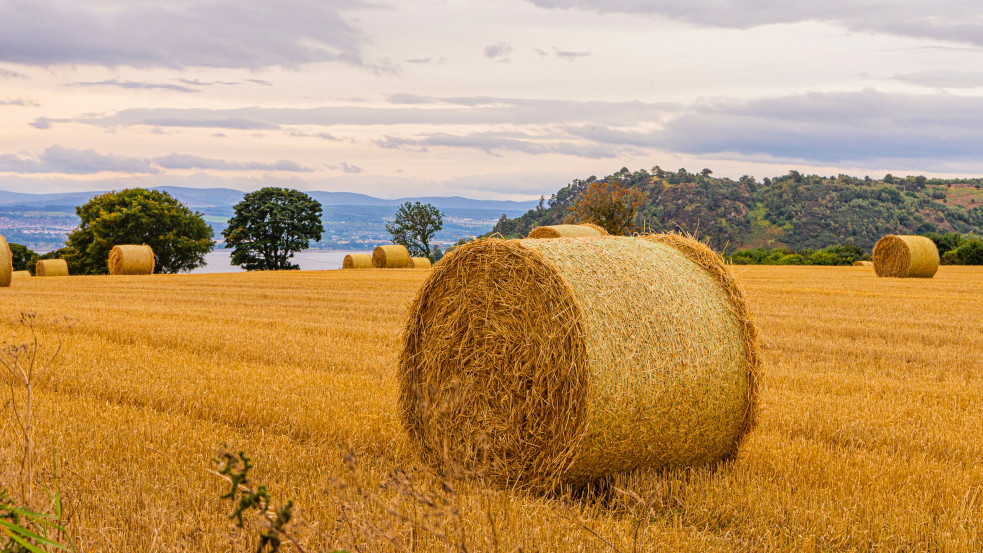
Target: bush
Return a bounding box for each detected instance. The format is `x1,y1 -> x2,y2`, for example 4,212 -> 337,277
8,243 -> 39,273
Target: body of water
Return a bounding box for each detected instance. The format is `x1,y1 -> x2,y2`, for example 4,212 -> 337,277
190,249 -> 363,273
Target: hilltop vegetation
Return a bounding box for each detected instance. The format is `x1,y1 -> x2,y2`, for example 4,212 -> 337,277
492,167 -> 983,252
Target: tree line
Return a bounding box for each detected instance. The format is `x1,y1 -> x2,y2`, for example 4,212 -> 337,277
8,188 -> 444,274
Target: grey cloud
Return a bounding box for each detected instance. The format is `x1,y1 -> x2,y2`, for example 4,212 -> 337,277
288,131 -> 340,141
890,70 -> 983,89
70,98 -> 677,129
0,145 -> 159,174
177,78 -> 273,87
141,117 -> 279,130
483,43 -> 513,63
375,131 -> 620,159
553,47 -> 590,60
0,98 -> 38,106
155,153 -> 313,172
0,67 -> 28,79
0,0 -> 370,69
570,90 -> 983,163
339,162 -> 364,173
30,117 -> 53,129
527,0 -> 983,47
68,79 -> 200,93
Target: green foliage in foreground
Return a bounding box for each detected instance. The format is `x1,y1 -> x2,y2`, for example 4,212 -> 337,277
0,488 -> 76,553
923,232 -> 983,265
727,243 -> 869,266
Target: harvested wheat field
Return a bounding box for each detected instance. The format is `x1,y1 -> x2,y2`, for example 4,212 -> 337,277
1,266 -> 982,552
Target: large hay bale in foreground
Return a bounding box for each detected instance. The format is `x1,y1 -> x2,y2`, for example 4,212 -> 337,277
372,245 -> 410,268
36,259 -> 69,277
872,235 -> 939,278
108,245 -> 155,275
343,253 -> 372,269
527,223 -> 608,239
853,261 -> 873,267
0,236 -> 11,287
400,234 -> 760,490
408,257 -> 432,269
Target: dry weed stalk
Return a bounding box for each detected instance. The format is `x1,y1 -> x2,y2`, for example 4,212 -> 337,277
1,313 -> 63,504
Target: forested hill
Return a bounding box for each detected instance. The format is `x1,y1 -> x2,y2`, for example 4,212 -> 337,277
492,167 -> 983,251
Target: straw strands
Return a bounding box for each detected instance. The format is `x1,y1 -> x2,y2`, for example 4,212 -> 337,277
399,234 -> 759,490
372,245 -> 410,268
0,235 -> 11,287
872,235 -> 939,278
36,259 -> 69,277
108,245 -> 155,275
343,254 -> 372,269
527,223 -> 608,238
408,257 -> 432,269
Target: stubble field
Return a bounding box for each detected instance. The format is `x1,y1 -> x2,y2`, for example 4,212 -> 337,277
1,265 -> 982,552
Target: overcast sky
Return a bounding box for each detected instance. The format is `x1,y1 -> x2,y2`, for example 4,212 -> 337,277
3,0 -> 983,199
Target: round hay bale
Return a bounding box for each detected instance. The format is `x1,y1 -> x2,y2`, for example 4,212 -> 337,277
12,270 -> 31,278
872,235 -> 939,278
852,260 -> 873,267
343,253 -> 373,269
527,223 -> 608,239
399,234 -> 759,490
0,235 -> 11,288
408,257 -> 432,269
372,245 -> 410,268
108,244 -> 155,275
36,259 -> 69,277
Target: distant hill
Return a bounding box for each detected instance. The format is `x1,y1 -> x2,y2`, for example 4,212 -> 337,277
0,186 -> 539,251
0,186 -> 538,213
492,167 -> 983,251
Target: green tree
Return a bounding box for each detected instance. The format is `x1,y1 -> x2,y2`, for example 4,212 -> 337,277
8,243 -> 39,273
385,202 -> 444,261
65,189 -> 214,275
223,187 -> 323,271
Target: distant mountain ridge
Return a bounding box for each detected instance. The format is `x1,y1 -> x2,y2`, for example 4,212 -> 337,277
0,186 -> 539,213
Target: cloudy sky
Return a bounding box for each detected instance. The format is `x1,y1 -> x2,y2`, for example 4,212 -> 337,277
2,0 -> 983,199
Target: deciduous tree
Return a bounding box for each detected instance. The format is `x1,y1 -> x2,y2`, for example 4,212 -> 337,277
65,188 -> 214,274
385,202 -> 443,261
223,187 -> 323,271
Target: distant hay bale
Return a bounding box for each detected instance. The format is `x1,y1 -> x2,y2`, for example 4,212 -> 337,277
343,253 -> 372,269
12,271 -> 31,278
372,245 -> 410,268
399,234 -> 759,490
527,223 -> 608,239
408,257 -> 432,269
108,245 -> 155,275
872,235 -> 939,278
0,235 -> 11,287
36,259 -> 69,277
853,261 -> 873,267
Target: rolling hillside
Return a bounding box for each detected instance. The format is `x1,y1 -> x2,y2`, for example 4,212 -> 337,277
492,167 -> 983,251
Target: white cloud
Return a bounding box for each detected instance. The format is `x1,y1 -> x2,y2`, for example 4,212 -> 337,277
889,70 -> 983,89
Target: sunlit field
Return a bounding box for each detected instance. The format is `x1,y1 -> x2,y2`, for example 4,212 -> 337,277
2,265 -> 982,552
